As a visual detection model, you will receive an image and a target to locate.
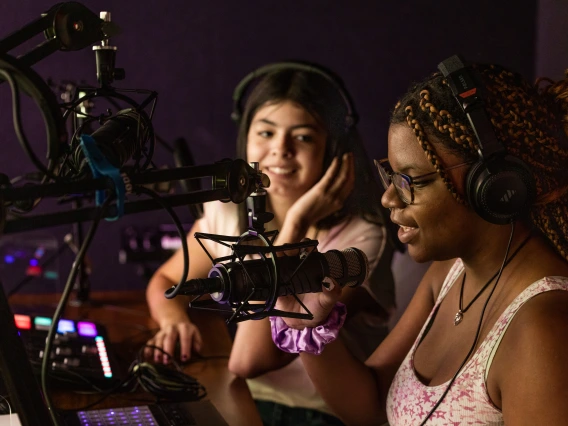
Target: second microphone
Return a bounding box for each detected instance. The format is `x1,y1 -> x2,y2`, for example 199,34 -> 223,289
168,247 -> 369,304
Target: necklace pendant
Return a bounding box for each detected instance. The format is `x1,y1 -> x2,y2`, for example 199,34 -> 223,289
454,310 -> 463,326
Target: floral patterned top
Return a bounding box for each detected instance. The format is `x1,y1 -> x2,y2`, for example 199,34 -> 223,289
387,258 -> 568,425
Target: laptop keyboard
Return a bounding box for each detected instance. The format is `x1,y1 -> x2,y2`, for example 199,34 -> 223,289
73,403 -> 196,425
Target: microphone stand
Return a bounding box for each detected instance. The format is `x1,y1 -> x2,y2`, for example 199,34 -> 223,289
69,198 -> 92,305
70,83 -> 93,305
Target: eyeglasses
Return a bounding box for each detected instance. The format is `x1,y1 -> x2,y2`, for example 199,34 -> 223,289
374,158 -> 473,205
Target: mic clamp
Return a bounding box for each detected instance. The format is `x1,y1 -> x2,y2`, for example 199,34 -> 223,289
246,162 -> 272,233
167,230 -> 369,323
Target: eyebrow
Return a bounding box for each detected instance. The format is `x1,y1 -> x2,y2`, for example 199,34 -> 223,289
396,164 -> 433,175
253,118 -> 320,131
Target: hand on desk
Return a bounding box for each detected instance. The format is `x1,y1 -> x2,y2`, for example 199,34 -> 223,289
144,318 -> 203,364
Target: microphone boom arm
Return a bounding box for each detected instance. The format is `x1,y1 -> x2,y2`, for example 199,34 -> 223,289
0,159 -> 264,234
0,2 -> 118,67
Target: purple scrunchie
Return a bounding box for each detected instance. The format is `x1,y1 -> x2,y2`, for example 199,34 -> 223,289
269,302 -> 347,355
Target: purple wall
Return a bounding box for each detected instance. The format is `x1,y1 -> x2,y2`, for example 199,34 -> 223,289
536,0 -> 568,80
0,0 -> 537,292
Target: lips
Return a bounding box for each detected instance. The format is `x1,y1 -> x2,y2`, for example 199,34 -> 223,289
265,166 -> 297,176
392,218 -> 419,244
397,225 -> 419,244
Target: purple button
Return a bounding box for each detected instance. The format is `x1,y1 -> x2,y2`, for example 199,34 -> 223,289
77,321 -> 97,337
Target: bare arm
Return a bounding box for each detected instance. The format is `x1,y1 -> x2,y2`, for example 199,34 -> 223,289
279,260 -> 454,425
498,290 -> 568,424
229,153 -> 357,377
145,220 -> 212,362
228,285 -> 370,378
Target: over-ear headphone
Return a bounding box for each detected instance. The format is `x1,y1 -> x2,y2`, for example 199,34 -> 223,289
437,55 -> 536,225
230,61 -> 358,130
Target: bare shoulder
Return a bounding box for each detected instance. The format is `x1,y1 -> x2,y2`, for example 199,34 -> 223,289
497,280 -> 568,422
505,281 -> 568,349
421,259 -> 458,300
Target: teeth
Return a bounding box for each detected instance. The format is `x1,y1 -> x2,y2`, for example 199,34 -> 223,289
400,225 -> 416,232
269,167 -> 294,175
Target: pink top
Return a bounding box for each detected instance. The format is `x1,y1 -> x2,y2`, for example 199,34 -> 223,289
387,258 -> 568,425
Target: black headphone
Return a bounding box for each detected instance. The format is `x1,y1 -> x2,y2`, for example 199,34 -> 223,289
437,55 -> 536,225
230,61 -> 358,130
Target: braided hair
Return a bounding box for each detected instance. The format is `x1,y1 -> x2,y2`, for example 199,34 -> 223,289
391,63 -> 568,259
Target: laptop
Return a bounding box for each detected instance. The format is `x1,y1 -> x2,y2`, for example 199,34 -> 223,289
62,399 -> 229,426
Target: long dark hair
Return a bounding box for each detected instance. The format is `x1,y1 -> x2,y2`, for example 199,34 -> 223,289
233,64 -> 393,242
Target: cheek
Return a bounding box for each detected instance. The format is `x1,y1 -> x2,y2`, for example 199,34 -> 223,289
245,144 -> 253,161
246,142 -> 264,162
303,151 -> 325,183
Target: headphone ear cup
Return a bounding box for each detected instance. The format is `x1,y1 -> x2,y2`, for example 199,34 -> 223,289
465,155 -> 536,225
230,111 -> 241,125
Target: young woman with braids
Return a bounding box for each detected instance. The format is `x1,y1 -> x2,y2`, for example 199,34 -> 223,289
272,59 -> 568,425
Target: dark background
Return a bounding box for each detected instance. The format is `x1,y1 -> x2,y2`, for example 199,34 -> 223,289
0,0 -> 564,294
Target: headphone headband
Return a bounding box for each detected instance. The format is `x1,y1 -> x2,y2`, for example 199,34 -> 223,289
231,61 -> 358,129
437,54 -> 536,224
438,55 -> 505,162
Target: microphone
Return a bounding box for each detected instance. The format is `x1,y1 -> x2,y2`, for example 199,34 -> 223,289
168,247 -> 369,303
71,108 -> 150,177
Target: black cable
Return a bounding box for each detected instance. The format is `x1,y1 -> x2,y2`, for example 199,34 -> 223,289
70,374 -> 138,411
40,196 -> 112,426
0,68 -> 59,182
419,222 -> 530,424
128,345 -> 206,402
71,345 -> 209,412
133,186 -> 189,299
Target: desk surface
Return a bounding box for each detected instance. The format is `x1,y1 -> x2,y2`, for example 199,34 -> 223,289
9,291 -> 262,426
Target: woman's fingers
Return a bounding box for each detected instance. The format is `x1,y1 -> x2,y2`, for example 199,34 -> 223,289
318,155 -> 341,192
328,152 -> 354,198
144,324 -> 200,364
143,338 -> 155,360
178,323 -> 203,362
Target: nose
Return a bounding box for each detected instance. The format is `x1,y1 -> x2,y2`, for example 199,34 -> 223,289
270,132 -> 294,158
381,182 -> 406,210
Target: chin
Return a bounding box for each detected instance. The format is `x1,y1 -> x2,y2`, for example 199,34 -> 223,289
267,186 -> 303,200
406,247 -> 432,264
406,241 -> 438,264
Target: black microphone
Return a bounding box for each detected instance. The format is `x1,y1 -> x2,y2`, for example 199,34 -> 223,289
168,247 -> 369,303
71,108 -> 149,177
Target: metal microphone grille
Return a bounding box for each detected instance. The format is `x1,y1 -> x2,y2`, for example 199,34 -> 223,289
325,251 -> 343,279
323,247 -> 369,288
